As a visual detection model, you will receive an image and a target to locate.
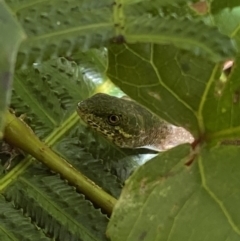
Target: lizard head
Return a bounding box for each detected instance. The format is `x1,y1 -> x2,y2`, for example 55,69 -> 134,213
77,93 -> 194,150
77,93 -> 153,148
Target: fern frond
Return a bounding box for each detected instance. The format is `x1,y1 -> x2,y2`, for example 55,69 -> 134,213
0,195 -> 49,241
5,167 -> 109,241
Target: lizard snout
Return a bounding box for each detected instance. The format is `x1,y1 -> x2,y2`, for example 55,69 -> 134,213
77,101 -> 88,115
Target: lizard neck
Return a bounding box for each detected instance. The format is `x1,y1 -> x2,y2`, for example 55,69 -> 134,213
143,124 -> 194,151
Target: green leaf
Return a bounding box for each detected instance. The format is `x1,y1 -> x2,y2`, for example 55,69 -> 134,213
124,0 -> 193,8
12,55 -> 103,138
203,54 -> 240,140
107,145 -> 240,241
211,0 -> 240,47
6,0 -> 114,68
0,1 -> 25,138
5,0 -> 236,70
124,16 -> 236,62
0,195 -> 49,240
118,0 -> 236,61
5,169 -> 109,241
107,43 -> 221,136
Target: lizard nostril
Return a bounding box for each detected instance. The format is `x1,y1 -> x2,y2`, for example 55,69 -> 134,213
77,101 -> 88,115
77,101 -> 86,109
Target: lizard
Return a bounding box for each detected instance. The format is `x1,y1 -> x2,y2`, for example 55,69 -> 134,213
77,93 -> 194,152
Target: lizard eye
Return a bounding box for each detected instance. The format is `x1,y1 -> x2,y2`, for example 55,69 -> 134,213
107,115 -> 121,125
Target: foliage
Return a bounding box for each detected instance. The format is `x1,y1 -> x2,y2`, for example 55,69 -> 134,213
0,1 -> 25,137
0,0 -> 240,241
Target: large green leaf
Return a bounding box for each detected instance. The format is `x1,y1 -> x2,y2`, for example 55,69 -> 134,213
106,3 -> 240,240
107,145 -> 240,241
107,43 -> 221,136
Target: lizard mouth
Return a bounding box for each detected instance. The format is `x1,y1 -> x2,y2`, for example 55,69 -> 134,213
76,106 -> 102,131
76,107 -> 84,117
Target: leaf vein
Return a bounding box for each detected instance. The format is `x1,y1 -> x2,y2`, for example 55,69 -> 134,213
198,156 -> 240,235
197,64 -> 219,134
25,23 -> 112,42
17,78 -> 57,125
150,44 -> 197,117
